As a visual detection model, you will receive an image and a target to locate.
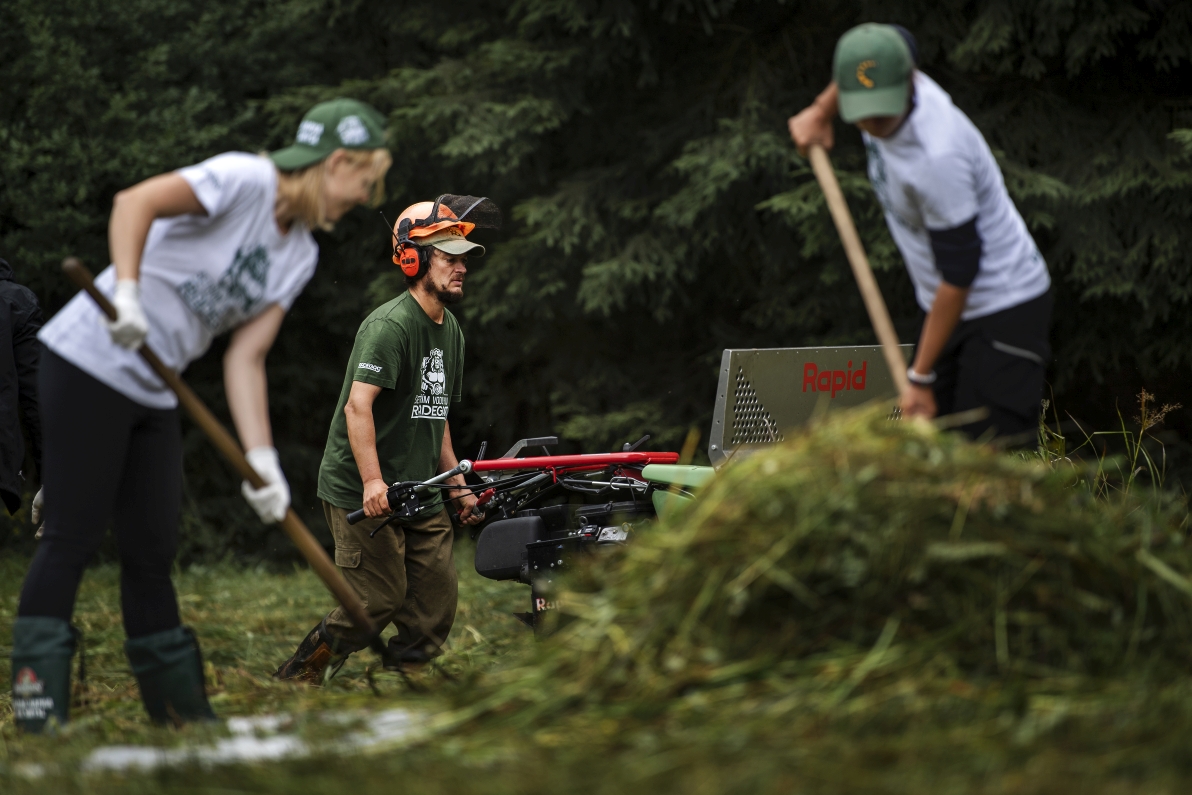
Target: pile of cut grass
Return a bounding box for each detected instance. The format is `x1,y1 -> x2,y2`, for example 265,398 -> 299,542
455,406 -> 1192,730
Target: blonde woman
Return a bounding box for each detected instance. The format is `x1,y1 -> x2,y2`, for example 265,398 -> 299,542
10,99 -> 392,732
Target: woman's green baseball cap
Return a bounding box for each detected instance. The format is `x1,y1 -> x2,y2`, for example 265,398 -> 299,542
270,98 -> 388,171
833,24 -> 914,123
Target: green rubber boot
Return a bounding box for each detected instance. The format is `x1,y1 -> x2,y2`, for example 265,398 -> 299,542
125,626 -> 216,726
11,616 -> 78,733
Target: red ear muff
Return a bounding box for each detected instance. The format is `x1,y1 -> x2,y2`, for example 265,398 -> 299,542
396,243 -> 423,277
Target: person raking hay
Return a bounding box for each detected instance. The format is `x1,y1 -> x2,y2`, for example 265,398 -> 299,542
10,99 -> 391,731
790,24 -> 1052,441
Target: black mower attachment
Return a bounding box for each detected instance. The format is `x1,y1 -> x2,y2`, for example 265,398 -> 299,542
346,437 -> 695,627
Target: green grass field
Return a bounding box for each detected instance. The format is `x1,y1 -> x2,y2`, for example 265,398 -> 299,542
0,541 -> 538,791
5,410 -> 1192,794
4,547 -> 1191,795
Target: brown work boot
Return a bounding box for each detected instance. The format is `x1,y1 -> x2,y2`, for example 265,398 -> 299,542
273,622 -> 345,684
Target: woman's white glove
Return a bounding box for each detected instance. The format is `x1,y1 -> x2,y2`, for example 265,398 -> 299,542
32,487 -> 46,540
105,279 -> 150,349
241,447 -> 290,523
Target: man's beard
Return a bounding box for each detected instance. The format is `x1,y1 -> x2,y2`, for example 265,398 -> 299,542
433,281 -> 463,304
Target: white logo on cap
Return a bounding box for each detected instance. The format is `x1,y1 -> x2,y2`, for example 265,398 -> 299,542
296,121 -> 324,146
337,116 -> 370,146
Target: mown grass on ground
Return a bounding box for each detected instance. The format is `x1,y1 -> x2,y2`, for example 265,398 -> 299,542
4,407 -> 1192,794
0,539 -> 531,784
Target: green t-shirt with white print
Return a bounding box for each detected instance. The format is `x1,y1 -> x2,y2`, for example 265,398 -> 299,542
317,291 -> 464,513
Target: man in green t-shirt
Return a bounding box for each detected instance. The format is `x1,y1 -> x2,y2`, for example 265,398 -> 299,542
275,199 -> 485,682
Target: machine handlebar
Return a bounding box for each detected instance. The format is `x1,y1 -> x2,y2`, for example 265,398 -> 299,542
345,452 -> 679,526
346,460 -> 474,525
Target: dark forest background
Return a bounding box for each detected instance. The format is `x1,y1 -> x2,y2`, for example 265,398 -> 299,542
2,0 -> 1190,561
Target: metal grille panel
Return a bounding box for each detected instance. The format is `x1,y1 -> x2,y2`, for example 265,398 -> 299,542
708,344 -> 912,467
730,368 -> 784,445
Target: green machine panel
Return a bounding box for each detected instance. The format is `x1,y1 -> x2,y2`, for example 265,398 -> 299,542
707,345 -> 912,467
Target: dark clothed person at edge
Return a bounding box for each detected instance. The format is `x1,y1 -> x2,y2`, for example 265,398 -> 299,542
0,257 -> 43,516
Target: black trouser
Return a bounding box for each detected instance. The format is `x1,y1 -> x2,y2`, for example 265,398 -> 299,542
18,349 -> 182,639
921,290 -> 1053,443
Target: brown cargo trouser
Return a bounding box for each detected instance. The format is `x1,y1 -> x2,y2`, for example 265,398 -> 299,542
321,501 -> 457,658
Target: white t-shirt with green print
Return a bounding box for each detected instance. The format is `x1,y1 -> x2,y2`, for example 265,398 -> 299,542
41,153 -> 318,408
861,72 -> 1050,320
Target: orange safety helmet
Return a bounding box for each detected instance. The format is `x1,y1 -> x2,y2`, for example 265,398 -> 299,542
392,199 -> 477,277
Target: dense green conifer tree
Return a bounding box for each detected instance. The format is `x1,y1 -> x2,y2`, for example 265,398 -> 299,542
2,0 -> 1189,558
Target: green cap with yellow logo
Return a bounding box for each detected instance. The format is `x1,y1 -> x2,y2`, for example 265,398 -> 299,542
833,24 -> 914,123
270,98 -> 388,171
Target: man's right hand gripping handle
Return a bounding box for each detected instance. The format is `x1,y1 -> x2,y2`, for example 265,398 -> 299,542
347,478 -> 391,525
788,82 -> 839,156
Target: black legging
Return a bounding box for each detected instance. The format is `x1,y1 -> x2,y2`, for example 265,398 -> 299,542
18,348 -> 182,638
918,290 -> 1053,443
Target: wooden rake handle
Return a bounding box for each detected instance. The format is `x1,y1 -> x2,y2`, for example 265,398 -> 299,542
807,145 -> 910,399
62,258 -> 381,645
